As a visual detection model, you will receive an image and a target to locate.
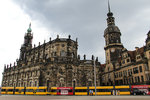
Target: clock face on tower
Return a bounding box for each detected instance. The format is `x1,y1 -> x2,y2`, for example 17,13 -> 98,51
111,48 -> 115,53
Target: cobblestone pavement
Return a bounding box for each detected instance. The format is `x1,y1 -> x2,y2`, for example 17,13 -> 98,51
0,95 -> 150,100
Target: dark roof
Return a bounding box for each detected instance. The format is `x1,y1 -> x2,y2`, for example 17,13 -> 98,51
104,25 -> 121,37
52,38 -> 76,43
127,46 -> 145,60
128,51 -> 136,60
101,64 -> 106,68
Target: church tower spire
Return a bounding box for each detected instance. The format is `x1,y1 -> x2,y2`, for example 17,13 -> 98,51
104,1 -> 123,63
107,0 -> 115,26
108,0 -> 111,13
24,23 -> 33,48
19,23 -> 33,61
27,23 -> 32,33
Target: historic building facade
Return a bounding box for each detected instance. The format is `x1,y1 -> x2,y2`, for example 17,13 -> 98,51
2,24 -> 101,87
101,4 -> 150,86
2,4 -> 150,88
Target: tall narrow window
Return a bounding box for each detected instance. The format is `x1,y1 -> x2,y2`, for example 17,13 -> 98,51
137,76 -> 140,82
133,67 -> 138,74
108,67 -> 110,72
35,81 -> 37,87
134,77 -> 137,83
31,72 -> 32,77
60,50 -> 66,57
139,66 -> 142,72
141,76 -> 144,82
30,82 -> 32,87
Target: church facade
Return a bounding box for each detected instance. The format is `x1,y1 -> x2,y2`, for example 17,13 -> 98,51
2,24 -> 101,87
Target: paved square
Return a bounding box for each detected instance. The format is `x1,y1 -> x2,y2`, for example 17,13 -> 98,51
0,95 -> 150,100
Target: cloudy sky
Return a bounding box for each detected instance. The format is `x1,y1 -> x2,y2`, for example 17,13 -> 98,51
0,0 -> 150,85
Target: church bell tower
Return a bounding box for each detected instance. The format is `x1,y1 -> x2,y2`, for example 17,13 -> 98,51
19,23 -> 33,61
104,2 -> 123,64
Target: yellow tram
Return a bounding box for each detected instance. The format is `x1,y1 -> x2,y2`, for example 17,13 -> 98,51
89,86 -> 113,95
0,85 -> 131,95
115,85 -> 130,95
75,87 -> 87,95
15,87 -> 25,95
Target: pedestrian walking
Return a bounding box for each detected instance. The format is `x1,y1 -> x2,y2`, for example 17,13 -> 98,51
91,90 -> 93,96
118,90 -> 120,95
89,90 -> 92,96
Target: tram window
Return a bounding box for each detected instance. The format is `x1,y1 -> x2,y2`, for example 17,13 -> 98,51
57,89 -> 61,92
133,88 -> 138,91
82,89 -> 87,92
132,88 -> 140,92
1,89 -> 6,91
97,89 -> 111,92
51,89 -> 57,92
118,88 -> 130,92
15,89 -> 19,92
26,89 -> 34,92
75,90 -> 78,92
68,89 -> 72,92
75,89 -> 87,92
7,89 -> 14,92
36,89 -> 46,92
21,89 -> 25,92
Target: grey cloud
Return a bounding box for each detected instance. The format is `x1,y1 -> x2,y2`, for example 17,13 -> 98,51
12,0 -> 150,63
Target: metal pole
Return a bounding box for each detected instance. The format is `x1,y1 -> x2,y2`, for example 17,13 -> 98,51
93,56 -> 96,96
128,76 -> 131,95
113,62 -> 116,95
73,80 -> 75,95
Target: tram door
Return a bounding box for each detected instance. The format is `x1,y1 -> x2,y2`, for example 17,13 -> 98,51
61,89 -> 68,95
57,87 -> 73,95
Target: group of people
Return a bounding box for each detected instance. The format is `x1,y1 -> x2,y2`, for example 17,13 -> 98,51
89,90 -> 120,96
89,90 -> 94,95
112,90 -> 120,95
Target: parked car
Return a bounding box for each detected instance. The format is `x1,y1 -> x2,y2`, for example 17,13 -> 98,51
131,88 -> 147,95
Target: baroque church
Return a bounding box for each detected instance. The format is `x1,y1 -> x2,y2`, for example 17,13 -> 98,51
2,23 -> 101,87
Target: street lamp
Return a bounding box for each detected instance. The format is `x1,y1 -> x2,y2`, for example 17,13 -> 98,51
88,79 -> 92,95
93,56 -> 97,96
128,75 -> 132,94
111,61 -> 116,95
73,79 -> 76,95
47,80 -> 49,91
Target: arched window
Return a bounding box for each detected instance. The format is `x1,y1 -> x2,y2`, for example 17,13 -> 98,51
35,81 -> 37,87
60,50 -> 66,57
30,82 -> 32,87
108,67 -> 110,72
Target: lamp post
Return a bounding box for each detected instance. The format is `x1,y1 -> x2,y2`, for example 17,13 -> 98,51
88,80 -> 90,95
128,75 -> 132,94
73,79 -> 75,95
112,61 -> 116,95
88,79 -> 92,95
47,80 -> 49,91
93,56 -> 97,96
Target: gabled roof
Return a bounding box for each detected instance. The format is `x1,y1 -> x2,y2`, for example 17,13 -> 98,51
127,51 -> 136,60
126,46 -> 145,60
101,64 -> 106,68
136,46 -> 145,57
